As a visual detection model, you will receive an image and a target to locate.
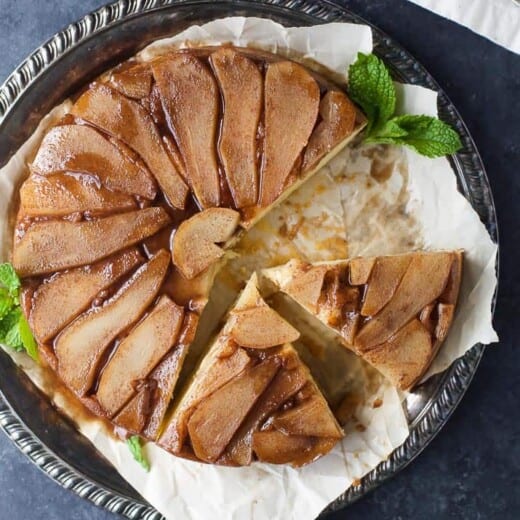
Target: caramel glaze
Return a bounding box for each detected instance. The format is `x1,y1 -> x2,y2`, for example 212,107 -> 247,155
13,46 -> 360,442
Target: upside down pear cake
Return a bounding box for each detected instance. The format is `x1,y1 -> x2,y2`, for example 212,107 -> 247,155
9,45 -> 462,467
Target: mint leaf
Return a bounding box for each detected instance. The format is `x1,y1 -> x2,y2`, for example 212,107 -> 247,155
0,288 -> 14,320
0,308 -> 21,344
5,312 -> 24,352
348,52 -> 396,134
367,115 -> 462,158
0,263 -> 38,362
347,53 -> 462,159
0,263 -> 21,297
364,118 -> 409,143
19,315 -> 38,361
127,436 -> 150,471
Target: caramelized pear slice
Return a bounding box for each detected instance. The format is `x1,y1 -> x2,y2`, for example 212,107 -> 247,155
187,358 -> 279,462
349,257 -> 375,285
210,49 -> 262,208
252,430 -> 337,466
271,393 -> 343,438
302,90 -> 357,171
159,346 -> 252,453
13,207 -> 170,276
229,307 -> 300,348
440,251 -> 463,305
260,61 -> 320,206
96,295 -> 185,416
30,248 -> 143,343
31,124 -> 156,199
152,54 -> 220,208
284,262 -> 328,314
71,84 -> 188,209
110,63 -> 153,99
172,208 -> 240,279
113,385 -> 152,434
355,253 -> 454,350
20,173 -> 136,217
142,312 -> 198,440
363,319 -> 433,390
435,303 -> 455,341
228,360 -> 308,465
361,255 -> 412,316
55,250 -> 170,396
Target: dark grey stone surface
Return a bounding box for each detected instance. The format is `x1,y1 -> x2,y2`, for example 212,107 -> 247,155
0,1 -> 518,519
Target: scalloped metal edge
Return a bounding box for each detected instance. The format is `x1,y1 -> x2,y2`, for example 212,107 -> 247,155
0,1 -> 498,519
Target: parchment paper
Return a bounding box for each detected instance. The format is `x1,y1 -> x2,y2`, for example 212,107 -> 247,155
0,17 -> 498,520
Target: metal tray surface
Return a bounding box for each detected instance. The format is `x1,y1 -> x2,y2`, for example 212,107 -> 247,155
0,1 -> 498,518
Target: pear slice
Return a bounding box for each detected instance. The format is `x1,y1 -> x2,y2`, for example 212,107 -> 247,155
159,345 -> 251,453
302,90 -> 357,171
349,257 -> 375,285
355,253 -> 454,350
252,430 -> 337,467
113,385 -> 152,434
360,254 -> 412,316
20,173 -> 136,217
229,306 -> 300,348
152,54 -> 220,208
31,124 -> 156,199
187,358 -> 280,462
271,393 -> 343,438
110,63 -> 153,99
264,260 -> 328,314
142,311 -> 198,440
172,208 -> 240,279
13,207 -> 170,276
259,61 -> 320,206
96,295 -> 185,416
30,248 -> 143,343
55,250 -> 170,396
363,319 -> 433,390
210,48 -> 262,208
435,303 -> 455,341
71,83 -> 188,209
227,359 -> 308,465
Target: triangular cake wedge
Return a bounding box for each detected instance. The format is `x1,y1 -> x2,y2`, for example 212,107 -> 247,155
263,251 -> 463,390
158,274 -> 343,467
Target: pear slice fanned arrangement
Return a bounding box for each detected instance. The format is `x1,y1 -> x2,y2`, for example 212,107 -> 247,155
263,252 -> 463,390
9,46 -> 463,468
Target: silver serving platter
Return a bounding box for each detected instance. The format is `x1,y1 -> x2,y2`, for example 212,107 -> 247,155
0,1 -> 498,518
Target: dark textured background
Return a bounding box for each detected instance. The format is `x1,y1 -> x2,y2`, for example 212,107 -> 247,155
0,1 -> 518,519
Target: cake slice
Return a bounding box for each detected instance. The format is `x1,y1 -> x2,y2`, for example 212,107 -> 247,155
158,274 -> 343,467
263,251 -> 463,390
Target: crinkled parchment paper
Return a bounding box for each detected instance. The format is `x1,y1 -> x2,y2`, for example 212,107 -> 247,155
0,17 -> 498,520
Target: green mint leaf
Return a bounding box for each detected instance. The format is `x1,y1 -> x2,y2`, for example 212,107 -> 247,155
18,315 -> 38,361
0,307 -> 22,344
5,313 -> 24,352
364,118 -> 409,143
367,115 -> 462,158
0,263 -> 21,297
0,288 -> 15,320
127,435 -> 150,471
348,52 -> 396,134
0,263 -> 39,361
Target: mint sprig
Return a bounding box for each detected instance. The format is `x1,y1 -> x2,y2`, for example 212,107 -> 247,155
0,263 -> 38,361
348,53 -> 462,158
127,435 -> 150,471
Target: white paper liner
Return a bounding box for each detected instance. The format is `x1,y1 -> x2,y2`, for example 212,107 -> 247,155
0,16 -> 497,520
